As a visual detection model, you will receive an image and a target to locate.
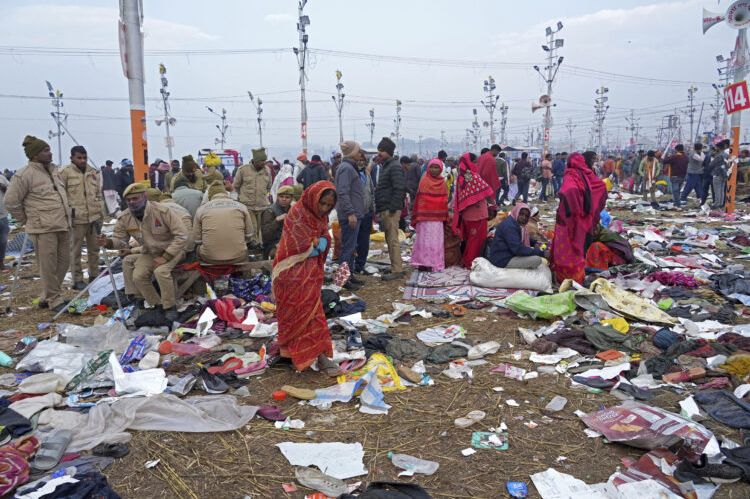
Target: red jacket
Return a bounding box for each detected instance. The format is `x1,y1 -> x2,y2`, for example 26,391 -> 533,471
477,152 -> 501,198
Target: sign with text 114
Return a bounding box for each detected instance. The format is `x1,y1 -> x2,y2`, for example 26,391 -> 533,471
724,81 -> 750,115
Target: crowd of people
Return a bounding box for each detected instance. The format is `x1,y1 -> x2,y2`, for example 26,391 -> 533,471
1,132 -> 740,372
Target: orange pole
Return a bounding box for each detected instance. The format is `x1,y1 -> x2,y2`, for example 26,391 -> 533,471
726,125 -> 740,213
130,109 -> 148,182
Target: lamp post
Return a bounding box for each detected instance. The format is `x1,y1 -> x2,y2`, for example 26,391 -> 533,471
481,76 -> 500,144
294,0 -> 311,153
207,106 -> 228,149
155,64 -> 176,161
533,21 -> 564,155
366,108 -> 375,147
332,70 -> 345,144
247,91 -> 264,148
45,80 -> 65,165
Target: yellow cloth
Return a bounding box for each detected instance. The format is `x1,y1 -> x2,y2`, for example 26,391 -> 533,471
720,354 -> 750,377
600,317 -> 629,333
590,278 -> 675,325
370,229 -> 406,242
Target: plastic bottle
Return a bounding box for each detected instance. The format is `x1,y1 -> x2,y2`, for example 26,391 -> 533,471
387,452 -> 439,475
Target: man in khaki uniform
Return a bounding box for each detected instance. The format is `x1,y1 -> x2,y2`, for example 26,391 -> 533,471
96,183 -> 187,321
193,181 -> 253,264
233,147 -> 272,245
169,155 -> 206,192
5,136 -> 71,311
147,188 -> 194,252
60,145 -> 103,290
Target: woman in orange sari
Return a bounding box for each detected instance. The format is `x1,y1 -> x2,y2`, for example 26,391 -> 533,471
272,181 -> 337,371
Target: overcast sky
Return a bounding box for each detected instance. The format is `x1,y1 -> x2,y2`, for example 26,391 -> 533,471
0,0 -> 742,167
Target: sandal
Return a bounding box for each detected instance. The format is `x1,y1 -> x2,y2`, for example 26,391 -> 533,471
281,385 -> 316,400
294,466 -> 348,497
31,430 -> 72,471
92,442 -> 130,459
257,405 -> 287,422
454,410 -> 486,428
442,304 -> 467,317
339,358 -> 366,373
207,357 -> 244,375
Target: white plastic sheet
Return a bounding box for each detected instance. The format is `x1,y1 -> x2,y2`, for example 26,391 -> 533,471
276,442 -> 367,479
87,272 -> 125,306
109,352 -> 167,397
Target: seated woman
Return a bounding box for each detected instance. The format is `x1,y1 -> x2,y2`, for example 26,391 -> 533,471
261,185 -> 294,259
272,181 -> 339,373
585,224 -> 634,271
488,203 -> 546,269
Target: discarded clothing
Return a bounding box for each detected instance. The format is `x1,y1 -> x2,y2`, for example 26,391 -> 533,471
0,407 -> 32,438
427,344 -> 468,364
590,278 -> 676,325
385,338 -> 431,362
711,272 -> 750,298
694,390 -> 750,429
544,328 -> 598,356
647,271 -> 699,288
583,325 -> 645,353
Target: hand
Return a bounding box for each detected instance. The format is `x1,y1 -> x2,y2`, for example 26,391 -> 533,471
510,175 -> 517,183
153,256 -> 167,268
95,234 -> 109,248
347,214 -> 357,229
118,248 -> 132,257
275,214 -> 287,222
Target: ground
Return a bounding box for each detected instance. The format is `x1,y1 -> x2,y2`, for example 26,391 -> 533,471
1,194 -> 749,498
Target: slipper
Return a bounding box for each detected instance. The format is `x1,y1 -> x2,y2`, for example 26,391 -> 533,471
572,375 -> 616,390
454,410 -> 486,428
397,365 -> 423,384
442,304 -> 467,317
281,385 -> 316,400
294,466 -> 348,497
257,405 -> 287,422
339,358 -> 366,373
235,359 -> 268,377
31,429 -> 72,471
317,356 -> 345,377
207,357 -> 244,375
92,442 -> 130,459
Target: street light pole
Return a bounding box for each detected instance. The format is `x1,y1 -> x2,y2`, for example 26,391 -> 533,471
534,21 -> 565,155
625,109 -> 640,151
481,76 -> 499,144
392,100 -> 402,152
45,81 -> 65,165
332,70 -> 345,144
366,108 -> 375,146
687,85 -> 698,145
294,0 -> 310,154
593,86 -> 609,156
247,92 -> 264,148
565,118 -> 576,152
207,107 -> 228,149
155,63 -> 176,161
499,103 -> 508,145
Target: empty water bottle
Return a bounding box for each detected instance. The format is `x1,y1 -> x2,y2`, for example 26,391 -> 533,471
387,452 -> 439,476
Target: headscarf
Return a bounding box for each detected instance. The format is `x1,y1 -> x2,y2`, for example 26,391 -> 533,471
274,180 -> 336,268
510,202 -> 532,247
412,158 -> 449,226
270,161 -> 298,202
451,153 -> 493,234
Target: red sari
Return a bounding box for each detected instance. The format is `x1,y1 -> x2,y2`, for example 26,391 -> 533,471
550,153 -> 607,284
452,153 -> 494,268
272,181 -> 335,370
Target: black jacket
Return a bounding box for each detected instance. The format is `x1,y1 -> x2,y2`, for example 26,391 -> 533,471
375,156 -> 406,213
296,163 -> 329,190
405,162 -> 421,207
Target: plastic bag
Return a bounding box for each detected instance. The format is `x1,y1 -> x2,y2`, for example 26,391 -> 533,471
470,257 -> 553,292
16,340 -> 92,379
505,291 -> 576,320
336,353 -> 405,392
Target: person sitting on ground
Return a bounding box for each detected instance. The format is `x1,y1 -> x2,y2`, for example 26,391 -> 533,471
171,175 -> 204,218
147,189 -> 194,252
585,224 -> 634,271
96,182 -> 188,321
296,154 -> 329,190
193,181 -> 254,265
170,155 -> 206,192
488,202 -> 546,270
272,181 -> 340,372
260,185 -> 293,259
411,158 -> 449,272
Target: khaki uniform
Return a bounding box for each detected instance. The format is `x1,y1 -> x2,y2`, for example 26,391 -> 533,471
203,167 -> 224,185
164,169 -> 180,193
108,201 -> 187,309
193,193 -> 253,264
170,171 -> 207,192
5,161 -> 71,307
160,199 -> 194,252
60,164 -> 103,283
233,164 -> 271,244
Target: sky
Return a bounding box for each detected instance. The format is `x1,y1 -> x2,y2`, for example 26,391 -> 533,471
0,0 -> 742,168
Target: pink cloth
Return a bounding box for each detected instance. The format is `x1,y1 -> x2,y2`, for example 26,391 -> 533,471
411,221 -> 445,271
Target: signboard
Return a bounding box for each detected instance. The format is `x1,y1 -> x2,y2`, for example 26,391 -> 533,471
724,81 -> 750,114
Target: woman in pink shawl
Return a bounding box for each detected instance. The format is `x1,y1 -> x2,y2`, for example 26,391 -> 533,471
550,151 -> 607,284
452,153 -> 494,268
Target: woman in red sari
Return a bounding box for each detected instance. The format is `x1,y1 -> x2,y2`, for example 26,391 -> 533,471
452,153 -> 494,268
550,151 -> 607,284
272,181 -> 337,371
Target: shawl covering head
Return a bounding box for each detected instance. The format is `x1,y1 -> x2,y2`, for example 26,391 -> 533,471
451,153 -> 493,234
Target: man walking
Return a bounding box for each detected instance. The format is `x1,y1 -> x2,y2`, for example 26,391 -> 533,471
552,152 -> 565,196
60,145 -> 102,290
496,152 -> 511,205
335,141 -> 367,290
682,143 -> 705,204
374,137 -> 406,281
662,144 -> 689,208
101,160 -> 120,217
234,147 -> 272,245
5,136 -> 71,311
512,152 -> 534,203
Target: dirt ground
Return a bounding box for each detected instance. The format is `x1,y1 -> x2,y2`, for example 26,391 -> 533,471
1,196 -> 749,498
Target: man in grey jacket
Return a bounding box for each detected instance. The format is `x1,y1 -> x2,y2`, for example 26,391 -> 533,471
335,141 -> 366,290
681,143 -> 705,204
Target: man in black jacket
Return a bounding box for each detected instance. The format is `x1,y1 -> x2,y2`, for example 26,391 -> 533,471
374,137 -> 406,281
296,154 -> 329,190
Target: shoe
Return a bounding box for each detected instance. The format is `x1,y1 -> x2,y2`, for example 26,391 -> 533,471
72,281 -> 86,291
349,276 -> 365,285
88,275 -> 98,284
38,301 -> 49,309
199,368 -> 228,394
134,298 -> 146,310
163,306 -> 179,323
346,330 -> 363,351
381,271 -> 405,282
674,455 -> 743,484
343,281 -> 361,291
651,202 -> 660,209
51,302 -> 68,313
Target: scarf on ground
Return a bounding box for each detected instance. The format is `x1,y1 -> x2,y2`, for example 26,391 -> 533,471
510,202 -> 531,247
451,153 -> 493,234
412,158 -> 449,225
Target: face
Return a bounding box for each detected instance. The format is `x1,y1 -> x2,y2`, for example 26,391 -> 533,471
318,191 -> 336,217
186,172 -> 196,181
35,146 -> 53,165
429,164 -> 442,177
125,192 -> 147,212
278,193 -> 292,208
517,208 -> 531,225
375,150 -> 389,163
171,161 -> 180,170
71,152 -> 87,168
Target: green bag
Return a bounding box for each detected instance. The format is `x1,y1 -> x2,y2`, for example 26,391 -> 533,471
505,291 -> 576,320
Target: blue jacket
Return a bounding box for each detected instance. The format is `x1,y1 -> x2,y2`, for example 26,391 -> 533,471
489,216 -> 544,268
552,159 -> 566,177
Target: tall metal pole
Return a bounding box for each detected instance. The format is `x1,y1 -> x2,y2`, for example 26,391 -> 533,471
687,85 -> 698,145
156,63 -> 175,161
248,92 -> 264,147
366,108 -> 375,146
206,107 -> 228,149
45,81 -> 65,165
392,100 -> 402,152
332,70 -> 345,144
565,118 -> 576,151
625,109 -> 640,150
481,76 -> 499,143
594,86 -> 609,156
534,21 -> 565,155
119,0 -> 149,181
295,0 -> 310,154
499,103 -> 508,144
